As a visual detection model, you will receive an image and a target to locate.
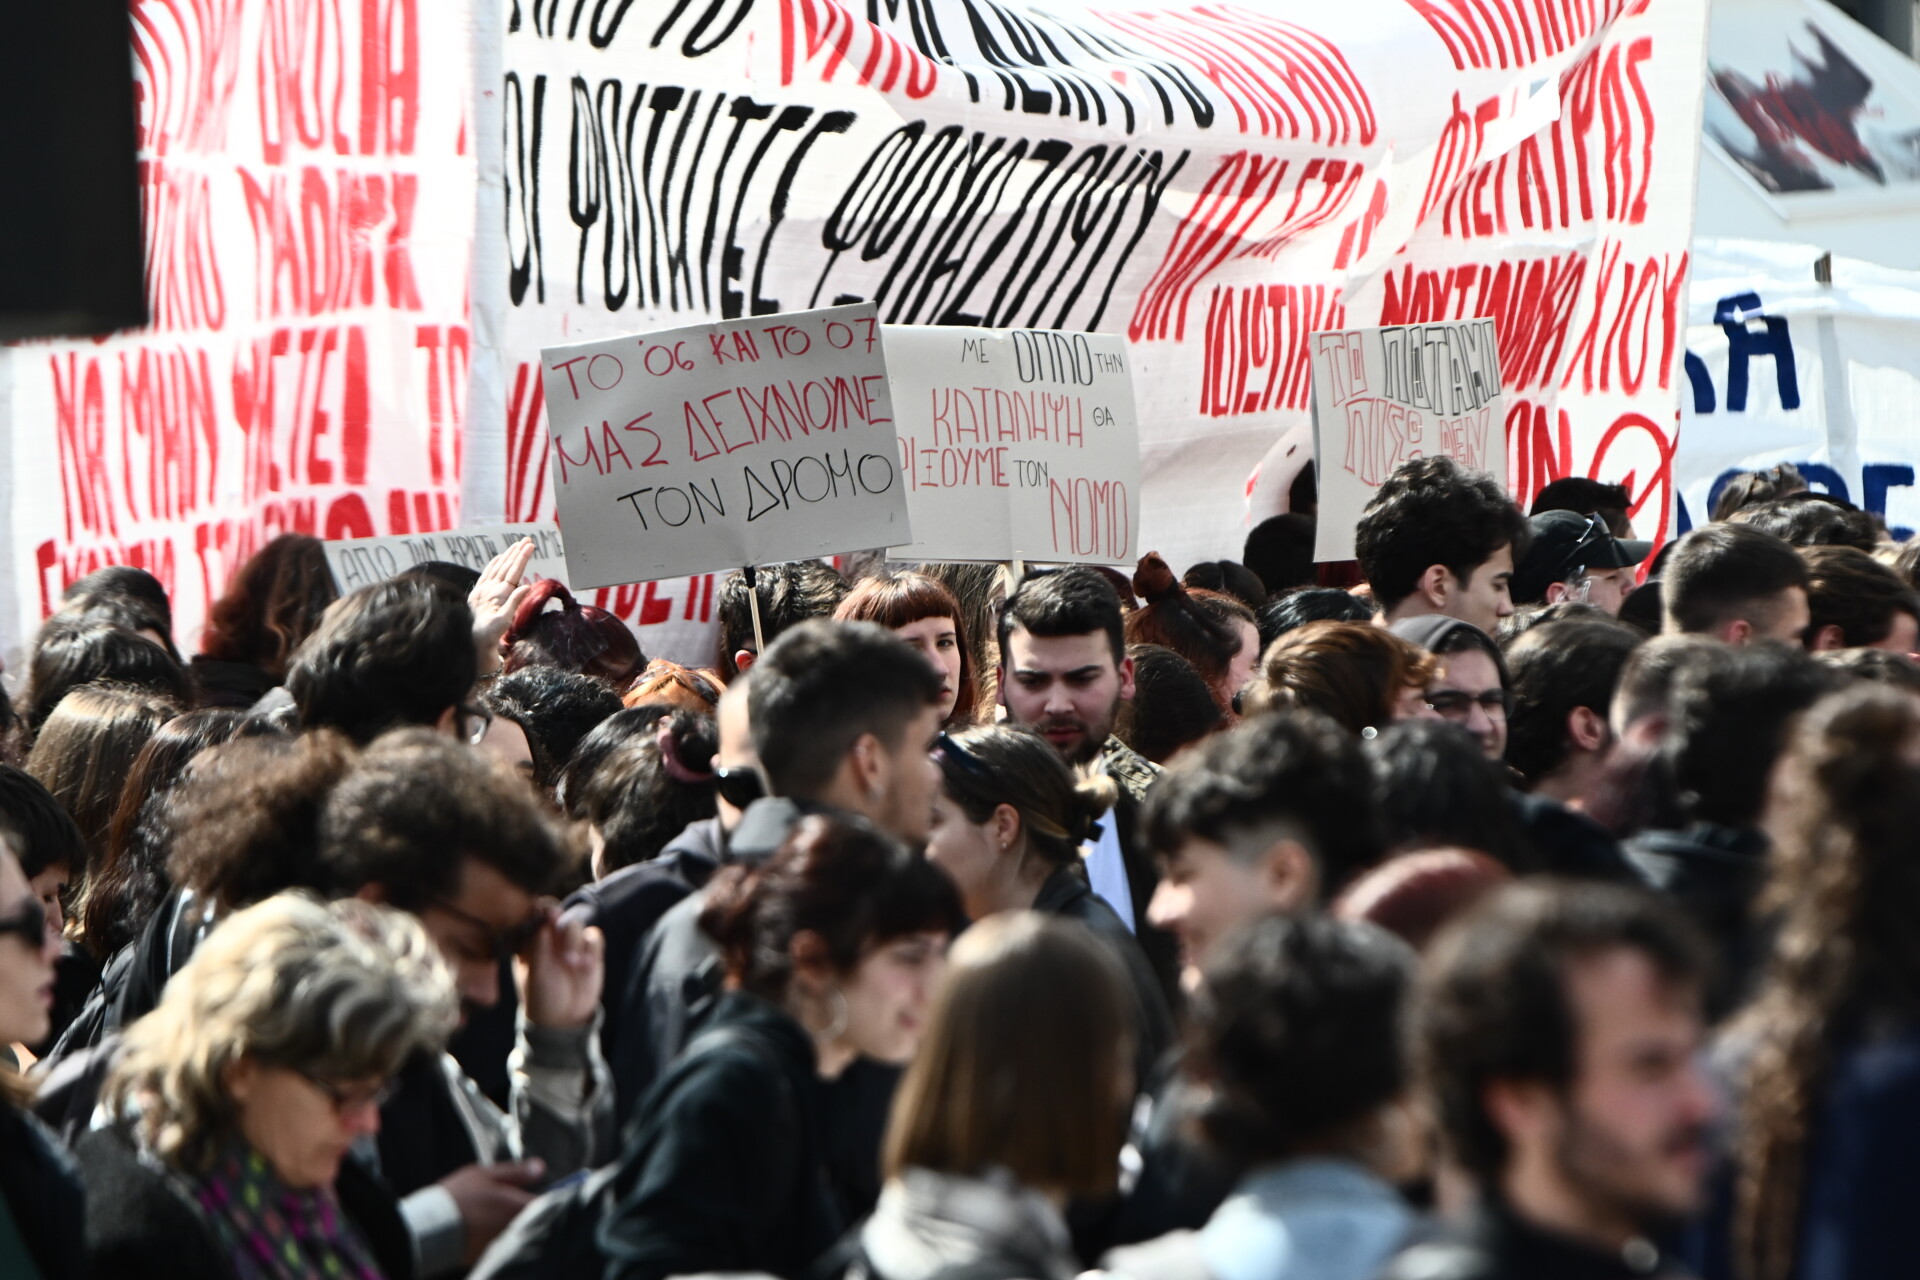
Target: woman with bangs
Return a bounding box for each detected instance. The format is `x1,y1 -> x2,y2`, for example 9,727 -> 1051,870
835,571 -> 979,727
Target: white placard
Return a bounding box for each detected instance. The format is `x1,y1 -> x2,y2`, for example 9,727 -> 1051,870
325,523 -> 569,593
1310,319 -> 1507,562
886,327 -> 1141,565
539,303 -> 910,589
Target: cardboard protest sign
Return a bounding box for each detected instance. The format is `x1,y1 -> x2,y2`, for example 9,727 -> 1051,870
324,523 -> 568,593
1311,320 -> 1506,562
539,304 -> 910,590
886,327 -> 1141,566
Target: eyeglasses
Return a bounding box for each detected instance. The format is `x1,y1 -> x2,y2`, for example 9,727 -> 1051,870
713,764 -> 764,810
429,896 -> 547,963
296,1069 -> 395,1115
0,896 -> 46,948
1427,689 -> 1513,719
932,730 -> 993,782
458,702 -> 494,746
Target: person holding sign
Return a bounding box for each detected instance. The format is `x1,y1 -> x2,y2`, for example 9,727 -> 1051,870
1354,458 -> 1530,638
834,572 -> 978,727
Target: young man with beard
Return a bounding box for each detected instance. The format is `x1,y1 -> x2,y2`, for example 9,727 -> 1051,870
996,567 -> 1175,998
1385,880 -> 1716,1280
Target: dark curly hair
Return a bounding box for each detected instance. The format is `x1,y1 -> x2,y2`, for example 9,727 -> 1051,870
1417,879 -> 1707,1189
700,814 -> 965,1002
1503,618 -> 1644,787
482,664 -> 624,791
198,534 -> 339,677
718,561 -> 849,681
1143,710 -> 1382,900
1368,719 -> 1533,871
1190,915 -> 1413,1166
286,579 -> 476,744
1354,457 -> 1530,610
1729,493 -> 1882,551
580,710 -> 719,874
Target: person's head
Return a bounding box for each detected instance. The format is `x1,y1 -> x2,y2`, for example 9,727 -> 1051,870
58,566 -> 178,658
718,560 -> 850,680
712,676 -> 760,831
750,621 -> 946,843
1661,525 -> 1811,644
0,838 -> 64,1068
621,658 -> 724,717
1531,477 -> 1635,539
1510,511 -> 1650,615
83,709 -> 251,957
1814,646 -> 1920,692
917,562 -> 1005,698
1127,554 -> 1260,713
286,578 -> 478,744
1355,457 -> 1530,633
835,570 -> 978,725
1332,849 -> 1513,953
1798,545 -> 1920,653
26,684 -> 180,896
1391,617 -> 1511,759
581,711 -> 719,878
0,765 -> 88,951
1257,586 -> 1376,650
480,664 -> 624,792
1190,915 -> 1415,1173
1242,621 -> 1438,735
398,560 -> 482,596
700,814 -> 965,1074
106,894 -> 456,1187
1728,492 -> 1882,551
318,730 -> 575,1010
1143,712 -> 1382,989
1664,642 -> 1841,831
1182,559 -> 1269,612
884,912 -> 1134,1196
554,706 -> 671,821
1368,720 -> 1533,871
1116,644 -> 1225,764
1737,686 -> 1920,1280
1419,881 -> 1715,1240
24,615 -> 191,733
1711,462 -> 1806,521
501,579 -> 645,686
1609,635 -> 1724,749
926,725 -> 1116,921
1242,513 -> 1318,596
997,567 -> 1133,765
198,534 -> 339,678
1504,619 -> 1645,792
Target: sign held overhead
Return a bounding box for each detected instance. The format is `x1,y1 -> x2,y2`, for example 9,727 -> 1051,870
540,303 -> 911,589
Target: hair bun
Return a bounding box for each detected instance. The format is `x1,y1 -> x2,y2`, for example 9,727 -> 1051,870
1133,553 -> 1180,604
507,578 -> 572,641
1072,771 -> 1119,840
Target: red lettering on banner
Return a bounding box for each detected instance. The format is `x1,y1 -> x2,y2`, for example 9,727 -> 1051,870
1130,154 -> 1362,342
230,325 -> 375,499
1562,248 -> 1686,394
1505,400 -> 1674,545
1199,284 -> 1346,417
1096,4 -> 1377,145
118,348 -> 221,524
1379,251 -> 1587,394
415,325 -> 469,486
258,0 -> 420,163
591,575 -> 719,630
141,161 -> 228,331
132,0 -> 248,156
240,166 -> 423,317
52,355 -> 119,542
36,538 -> 180,620
778,0 -> 939,98
505,361 -> 551,522
1406,0 -> 1631,70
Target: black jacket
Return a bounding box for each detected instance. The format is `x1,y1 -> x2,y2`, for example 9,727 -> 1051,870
0,1104 -> 86,1280
74,1124 -> 414,1280
1626,822 -> 1769,1017
1511,792 -> 1644,884
1033,866 -> 1175,1088
187,656 -> 279,710
601,992 -> 842,1280
1381,1202 -> 1687,1280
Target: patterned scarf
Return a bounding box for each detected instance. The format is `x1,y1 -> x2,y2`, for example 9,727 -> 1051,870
186,1146 -> 384,1280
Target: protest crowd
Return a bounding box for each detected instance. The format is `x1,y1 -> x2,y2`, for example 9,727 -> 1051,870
4,456 -> 1920,1280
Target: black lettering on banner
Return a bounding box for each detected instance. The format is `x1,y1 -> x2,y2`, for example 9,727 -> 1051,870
813,124 -> 1186,331
512,0 -> 754,55
743,448 -> 897,521
503,72 -> 548,305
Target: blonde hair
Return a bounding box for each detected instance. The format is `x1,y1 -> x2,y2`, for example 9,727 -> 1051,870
105,893 -> 457,1170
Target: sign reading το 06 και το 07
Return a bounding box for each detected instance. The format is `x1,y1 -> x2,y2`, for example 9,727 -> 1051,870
884,325 -> 1141,566
540,303 -> 911,589
1312,318 -> 1506,562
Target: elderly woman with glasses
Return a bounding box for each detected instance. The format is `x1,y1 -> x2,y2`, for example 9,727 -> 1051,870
76,893 -> 458,1280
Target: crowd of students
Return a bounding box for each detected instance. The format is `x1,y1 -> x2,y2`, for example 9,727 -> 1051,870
1,453 -> 1918,1280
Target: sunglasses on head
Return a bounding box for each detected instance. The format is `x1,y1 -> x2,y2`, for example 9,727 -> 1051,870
0,896 -> 47,949
714,765 -> 765,810
932,730 -> 993,782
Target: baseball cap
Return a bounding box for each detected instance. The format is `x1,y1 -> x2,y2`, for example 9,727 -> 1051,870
1511,510 -> 1653,604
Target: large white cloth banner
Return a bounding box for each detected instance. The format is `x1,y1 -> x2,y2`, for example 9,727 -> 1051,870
1676,239 -> 1920,540
468,0 -> 1713,666
0,0 -> 476,660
